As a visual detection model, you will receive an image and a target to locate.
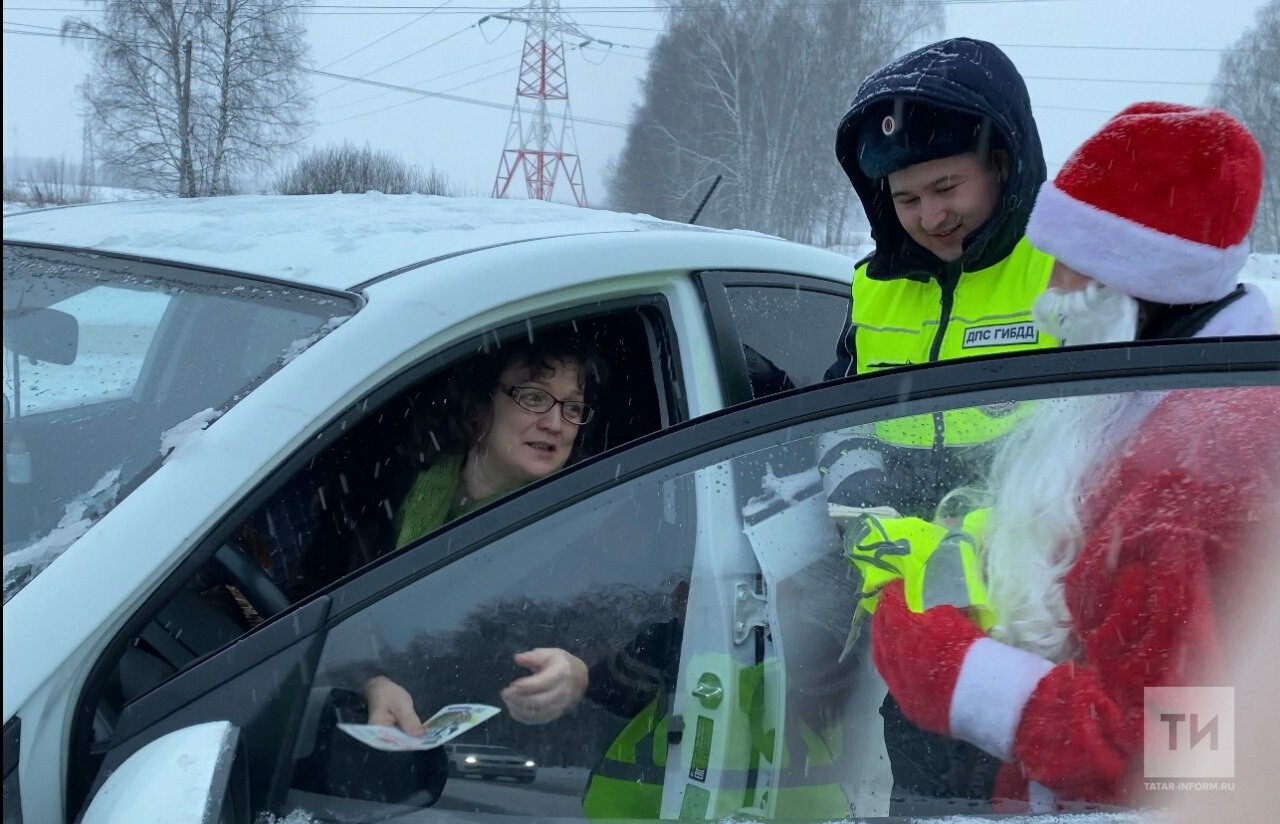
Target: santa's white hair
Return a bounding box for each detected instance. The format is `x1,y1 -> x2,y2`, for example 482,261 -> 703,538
980,280 -> 1147,661
982,390 -> 1144,663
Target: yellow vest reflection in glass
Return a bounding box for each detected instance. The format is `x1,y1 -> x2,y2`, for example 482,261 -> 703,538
852,238 -> 1055,447
845,509 -> 996,629
581,655 -> 850,819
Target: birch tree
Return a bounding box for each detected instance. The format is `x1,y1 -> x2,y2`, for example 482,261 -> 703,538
64,0 -> 310,197
1212,0 -> 1280,252
607,0 -> 942,244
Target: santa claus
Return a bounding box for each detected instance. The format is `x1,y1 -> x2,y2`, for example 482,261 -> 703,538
870,102 -> 1280,811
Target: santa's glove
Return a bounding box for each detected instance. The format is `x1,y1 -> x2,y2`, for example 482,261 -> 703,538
871,579 -> 1054,760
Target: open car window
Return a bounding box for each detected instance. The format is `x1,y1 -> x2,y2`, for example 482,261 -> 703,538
74,340 -> 1276,823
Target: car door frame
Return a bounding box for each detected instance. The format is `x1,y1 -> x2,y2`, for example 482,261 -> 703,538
59,291 -> 690,813
695,270 -> 851,406
65,336 -> 1279,821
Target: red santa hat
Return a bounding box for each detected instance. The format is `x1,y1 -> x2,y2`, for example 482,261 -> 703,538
1026,102 -> 1263,305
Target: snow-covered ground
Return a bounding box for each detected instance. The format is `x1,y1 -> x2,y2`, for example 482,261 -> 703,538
2,182 -> 157,215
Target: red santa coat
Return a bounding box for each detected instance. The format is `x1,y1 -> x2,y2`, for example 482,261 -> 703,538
872,384 -> 1280,811
992,386 -> 1280,803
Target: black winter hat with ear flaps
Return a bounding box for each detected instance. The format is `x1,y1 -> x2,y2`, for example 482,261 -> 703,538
855,99 -> 993,181
835,38 -> 1046,283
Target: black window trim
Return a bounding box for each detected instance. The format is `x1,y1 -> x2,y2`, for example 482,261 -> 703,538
695,269 -> 851,406
318,337 -> 1279,624
4,240 -> 366,309
3,716 -> 19,822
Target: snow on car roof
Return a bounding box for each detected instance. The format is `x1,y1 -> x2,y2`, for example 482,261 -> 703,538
2,193 -> 720,291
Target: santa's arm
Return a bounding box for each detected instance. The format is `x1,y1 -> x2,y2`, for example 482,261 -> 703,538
1001,536 -> 1211,798
876,525 -> 1211,800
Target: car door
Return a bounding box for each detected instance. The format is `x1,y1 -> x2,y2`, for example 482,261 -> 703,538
696,270 -> 852,404
67,338 -> 1277,823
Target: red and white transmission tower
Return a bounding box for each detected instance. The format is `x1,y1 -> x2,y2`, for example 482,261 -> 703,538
487,1 -> 605,207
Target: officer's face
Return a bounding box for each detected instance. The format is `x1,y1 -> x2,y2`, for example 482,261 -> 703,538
888,151 -> 1006,262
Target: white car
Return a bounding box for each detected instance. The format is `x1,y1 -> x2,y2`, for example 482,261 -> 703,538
2,193 -> 855,822
3,196 -> 1276,824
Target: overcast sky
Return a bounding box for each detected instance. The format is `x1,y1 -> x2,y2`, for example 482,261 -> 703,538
2,0 -> 1270,208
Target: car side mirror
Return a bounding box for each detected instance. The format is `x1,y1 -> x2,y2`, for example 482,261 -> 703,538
3,307 -> 79,366
81,721 -> 247,824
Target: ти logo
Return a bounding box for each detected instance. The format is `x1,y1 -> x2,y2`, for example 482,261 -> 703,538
1144,687 -> 1235,779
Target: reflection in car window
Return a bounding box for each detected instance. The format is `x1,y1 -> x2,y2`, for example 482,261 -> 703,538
269,383 -> 1276,821
1,244 -> 356,601
726,286 -> 850,396
2,286 -> 170,416
290,473 -> 697,818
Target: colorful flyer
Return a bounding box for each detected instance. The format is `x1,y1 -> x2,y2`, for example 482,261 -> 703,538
338,703 -> 501,752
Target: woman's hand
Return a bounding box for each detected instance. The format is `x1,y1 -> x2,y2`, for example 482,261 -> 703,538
362,675 -> 425,736
501,648 -> 589,725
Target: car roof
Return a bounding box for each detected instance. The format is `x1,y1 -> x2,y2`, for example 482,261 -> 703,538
1,193 -> 746,291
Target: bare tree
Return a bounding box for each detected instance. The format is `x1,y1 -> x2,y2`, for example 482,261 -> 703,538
198,0 -> 310,195
1212,0 -> 1280,253
64,0 -> 311,197
274,142 -> 462,196
607,0 -> 941,244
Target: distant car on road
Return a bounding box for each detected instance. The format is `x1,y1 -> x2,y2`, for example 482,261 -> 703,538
446,743 -> 537,783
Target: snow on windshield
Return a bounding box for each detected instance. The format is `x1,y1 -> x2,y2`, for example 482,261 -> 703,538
280,314 -> 353,367
159,407 -> 224,460
2,468 -> 121,601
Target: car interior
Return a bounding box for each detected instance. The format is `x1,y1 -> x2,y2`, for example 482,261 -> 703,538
78,298 -> 684,811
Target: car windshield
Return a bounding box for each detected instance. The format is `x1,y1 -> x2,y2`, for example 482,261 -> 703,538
2,244 -> 357,601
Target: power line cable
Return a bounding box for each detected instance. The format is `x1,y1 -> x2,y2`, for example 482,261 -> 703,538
326,47 -> 520,111
315,20 -> 478,98
320,0 -> 455,70
305,66 -> 630,129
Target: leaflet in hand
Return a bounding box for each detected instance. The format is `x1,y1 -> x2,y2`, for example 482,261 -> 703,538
338,703 -> 501,752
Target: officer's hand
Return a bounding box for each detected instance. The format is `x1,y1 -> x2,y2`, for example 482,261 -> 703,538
363,675 -> 425,736
501,648 -> 588,725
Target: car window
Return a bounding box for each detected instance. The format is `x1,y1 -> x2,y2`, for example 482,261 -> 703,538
1,244 -> 357,601
91,303 -> 682,719
75,345 -> 1278,822
2,285 -> 170,416
281,381 -> 1276,820
726,285 -> 850,395
289,469 -> 700,818
698,272 -> 851,403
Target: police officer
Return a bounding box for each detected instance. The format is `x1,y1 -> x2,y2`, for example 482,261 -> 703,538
821,37 -> 1057,520
820,37 -> 1057,814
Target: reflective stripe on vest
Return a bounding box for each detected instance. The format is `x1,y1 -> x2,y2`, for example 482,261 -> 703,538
851,237 -> 1056,447
847,513 -> 996,630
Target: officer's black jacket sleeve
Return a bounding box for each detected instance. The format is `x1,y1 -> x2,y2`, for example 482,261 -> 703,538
584,618 -> 683,719
823,306 -> 857,382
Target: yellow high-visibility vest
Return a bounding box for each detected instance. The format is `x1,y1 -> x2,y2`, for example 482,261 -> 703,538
581,658 -> 851,820
851,237 -> 1056,447
845,509 -> 996,631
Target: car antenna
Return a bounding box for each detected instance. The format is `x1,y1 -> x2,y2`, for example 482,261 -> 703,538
688,175 -> 722,225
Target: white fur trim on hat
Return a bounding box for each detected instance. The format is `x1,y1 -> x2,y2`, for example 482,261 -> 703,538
949,637 -> 1054,761
1027,182 -> 1249,305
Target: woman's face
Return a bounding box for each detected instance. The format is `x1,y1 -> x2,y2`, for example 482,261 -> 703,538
472,357 -> 584,490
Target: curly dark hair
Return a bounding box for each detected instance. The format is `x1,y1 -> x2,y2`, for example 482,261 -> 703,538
407,329 -> 607,467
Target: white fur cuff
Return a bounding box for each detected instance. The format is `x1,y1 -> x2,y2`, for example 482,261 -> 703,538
949,638 -> 1054,761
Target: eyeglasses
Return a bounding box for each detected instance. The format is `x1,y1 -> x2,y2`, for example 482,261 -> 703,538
497,384 -> 594,425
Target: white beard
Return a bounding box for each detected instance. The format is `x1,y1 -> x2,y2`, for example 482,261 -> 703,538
982,391 -> 1138,662
1033,282 -> 1140,346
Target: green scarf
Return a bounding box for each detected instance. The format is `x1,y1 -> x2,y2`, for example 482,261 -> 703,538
392,453 -> 502,550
